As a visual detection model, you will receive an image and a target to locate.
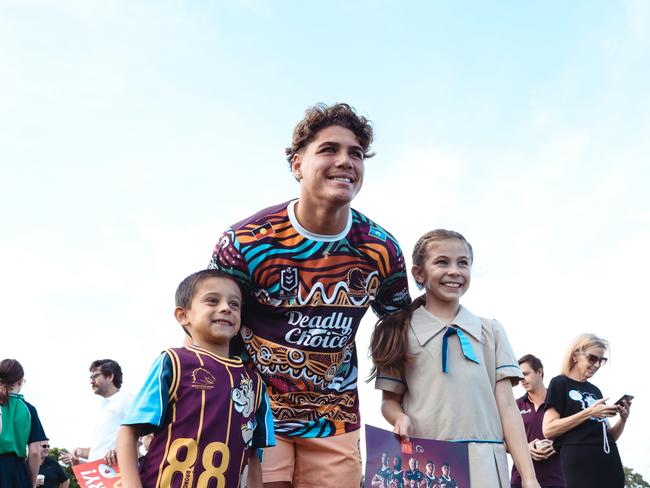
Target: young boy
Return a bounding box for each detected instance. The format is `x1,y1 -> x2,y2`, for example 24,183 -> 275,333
117,269 -> 275,488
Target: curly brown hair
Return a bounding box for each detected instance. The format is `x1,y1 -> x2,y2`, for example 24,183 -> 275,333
285,102 -> 376,167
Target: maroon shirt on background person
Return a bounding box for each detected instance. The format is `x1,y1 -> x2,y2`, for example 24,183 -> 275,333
511,394 -> 565,487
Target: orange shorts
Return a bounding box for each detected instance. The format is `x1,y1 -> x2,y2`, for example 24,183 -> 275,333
262,430 -> 361,487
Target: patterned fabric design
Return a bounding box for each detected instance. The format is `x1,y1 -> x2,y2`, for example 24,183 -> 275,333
209,201 -> 410,437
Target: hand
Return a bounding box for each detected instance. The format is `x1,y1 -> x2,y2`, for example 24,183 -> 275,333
59,449 -> 80,465
393,413 -> 412,442
537,440 -> 556,459
587,398 -> 618,419
527,439 -> 546,461
616,399 -> 631,422
104,448 -> 117,466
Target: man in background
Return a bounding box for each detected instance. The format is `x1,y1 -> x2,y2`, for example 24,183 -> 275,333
510,354 -> 564,488
37,439 -> 69,488
60,359 -> 133,466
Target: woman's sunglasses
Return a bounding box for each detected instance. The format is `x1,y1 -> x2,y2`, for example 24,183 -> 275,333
580,351 -> 608,366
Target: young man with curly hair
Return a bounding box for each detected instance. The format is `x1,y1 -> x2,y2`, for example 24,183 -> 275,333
209,103 -> 411,487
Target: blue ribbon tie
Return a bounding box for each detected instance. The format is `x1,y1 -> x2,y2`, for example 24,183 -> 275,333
442,326 -> 479,373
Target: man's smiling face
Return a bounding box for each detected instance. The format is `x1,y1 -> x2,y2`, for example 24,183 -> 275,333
292,125 -> 365,208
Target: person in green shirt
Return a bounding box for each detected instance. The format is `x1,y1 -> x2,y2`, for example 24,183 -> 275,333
0,358 -> 47,488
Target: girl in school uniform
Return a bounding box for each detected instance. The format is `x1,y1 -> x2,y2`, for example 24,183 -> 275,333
370,229 -> 540,488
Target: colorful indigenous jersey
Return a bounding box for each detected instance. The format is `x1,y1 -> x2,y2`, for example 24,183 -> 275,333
123,346 -> 274,488
391,469 -> 405,488
437,475 -> 457,487
405,468 -> 424,482
424,473 -> 438,487
376,465 -> 392,486
209,200 -> 410,438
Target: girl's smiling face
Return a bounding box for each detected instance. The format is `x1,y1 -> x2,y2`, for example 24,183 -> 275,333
412,238 -> 472,310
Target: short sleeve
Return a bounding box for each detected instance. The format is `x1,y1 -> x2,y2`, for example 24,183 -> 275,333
208,229 -> 253,292
251,381 -> 275,450
370,236 -> 411,317
122,353 -> 173,433
546,376 -> 567,415
54,461 -> 69,482
374,367 -> 407,395
491,320 -> 523,384
25,402 -> 47,443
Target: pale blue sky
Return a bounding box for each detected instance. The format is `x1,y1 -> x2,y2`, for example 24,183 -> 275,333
2,0 -> 649,479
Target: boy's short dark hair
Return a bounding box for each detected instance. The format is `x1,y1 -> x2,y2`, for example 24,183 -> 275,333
285,102 -> 375,167
89,359 -> 123,388
519,353 -> 544,375
175,269 -> 244,309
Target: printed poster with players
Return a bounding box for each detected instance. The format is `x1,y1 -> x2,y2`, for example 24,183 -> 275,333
72,459 -> 121,488
365,424 -> 470,488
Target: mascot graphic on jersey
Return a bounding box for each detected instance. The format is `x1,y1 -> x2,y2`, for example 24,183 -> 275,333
232,373 -> 256,446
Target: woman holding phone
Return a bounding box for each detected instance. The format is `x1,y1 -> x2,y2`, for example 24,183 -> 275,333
542,334 -> 631,487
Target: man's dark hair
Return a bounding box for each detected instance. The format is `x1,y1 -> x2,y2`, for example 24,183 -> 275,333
519,353 -> 544,376
285,102 -> 375,167
89,359 -> 123,388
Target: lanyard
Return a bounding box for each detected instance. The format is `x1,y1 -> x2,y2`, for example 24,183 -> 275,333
441,326 -> 479,373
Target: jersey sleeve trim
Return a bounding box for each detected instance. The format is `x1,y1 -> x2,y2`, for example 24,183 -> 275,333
121,352 -> 173,430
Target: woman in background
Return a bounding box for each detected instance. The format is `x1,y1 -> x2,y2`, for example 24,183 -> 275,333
543,334 -> 631,488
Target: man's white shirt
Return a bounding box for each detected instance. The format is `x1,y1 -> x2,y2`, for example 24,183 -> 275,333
88,389 -> 134,461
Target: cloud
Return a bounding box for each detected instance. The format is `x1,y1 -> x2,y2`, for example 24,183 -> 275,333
628,0 -> 650,42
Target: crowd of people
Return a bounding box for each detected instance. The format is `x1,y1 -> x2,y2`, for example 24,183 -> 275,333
1,103 -> 633,488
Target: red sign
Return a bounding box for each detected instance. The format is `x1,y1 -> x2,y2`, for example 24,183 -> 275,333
72,459 -> 122,488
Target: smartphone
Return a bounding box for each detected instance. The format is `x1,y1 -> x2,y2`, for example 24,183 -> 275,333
614,394 -> 634,406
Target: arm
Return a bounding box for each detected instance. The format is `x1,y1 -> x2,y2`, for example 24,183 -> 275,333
246,450 -> 262,488
59,447 -> 90,465
27,441 -> 41,487
60,480 -> 70,488
370,236 -> 411,318
494,379 -> 540,488
542,398 -> 617,439
381,390 -> 412,442
117,425 -> 143,488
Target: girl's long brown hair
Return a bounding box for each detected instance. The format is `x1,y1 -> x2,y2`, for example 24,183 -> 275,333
368,229 -> 473,381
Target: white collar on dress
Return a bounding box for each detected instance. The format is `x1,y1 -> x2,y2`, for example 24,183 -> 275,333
410,304 -> 483,346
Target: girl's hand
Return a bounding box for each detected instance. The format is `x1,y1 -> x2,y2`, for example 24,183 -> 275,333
393,413 -> 412,442
587,398 -> 618,419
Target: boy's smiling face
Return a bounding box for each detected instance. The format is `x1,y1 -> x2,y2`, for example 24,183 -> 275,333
175,276 -> 242,356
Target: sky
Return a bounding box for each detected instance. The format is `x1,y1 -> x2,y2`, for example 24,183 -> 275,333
1,0 -> 649,481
